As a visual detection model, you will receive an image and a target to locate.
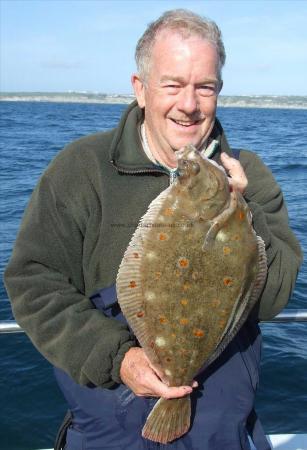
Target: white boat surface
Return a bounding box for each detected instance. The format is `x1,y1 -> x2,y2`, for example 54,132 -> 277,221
266,434 -> 307,449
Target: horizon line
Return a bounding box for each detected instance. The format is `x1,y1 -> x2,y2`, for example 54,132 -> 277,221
1,91 -> 307,98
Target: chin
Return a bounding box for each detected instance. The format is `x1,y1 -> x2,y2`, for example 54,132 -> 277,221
172,139 -> 204,151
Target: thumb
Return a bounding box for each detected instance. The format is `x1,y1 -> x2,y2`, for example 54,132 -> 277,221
220,152 -> 237,173
220,152 -> 248,194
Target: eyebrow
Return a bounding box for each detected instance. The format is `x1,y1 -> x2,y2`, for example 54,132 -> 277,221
159,75 -> 218,85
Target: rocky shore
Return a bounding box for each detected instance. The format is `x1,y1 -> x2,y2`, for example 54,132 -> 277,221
1,92 -> 307,109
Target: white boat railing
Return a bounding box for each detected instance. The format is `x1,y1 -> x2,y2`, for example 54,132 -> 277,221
1,309 -> 307,334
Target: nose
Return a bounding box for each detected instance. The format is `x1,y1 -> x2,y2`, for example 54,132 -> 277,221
177,86 -> 199,115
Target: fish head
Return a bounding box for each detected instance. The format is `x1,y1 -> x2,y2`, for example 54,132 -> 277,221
176,144 -> 230,218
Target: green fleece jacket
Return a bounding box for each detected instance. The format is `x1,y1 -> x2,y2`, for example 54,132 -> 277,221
4,101 -> 302,388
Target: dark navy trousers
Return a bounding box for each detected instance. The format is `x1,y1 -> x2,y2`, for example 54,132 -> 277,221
54,285 -> 271,450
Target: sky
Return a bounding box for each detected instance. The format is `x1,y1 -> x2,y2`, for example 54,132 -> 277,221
1,0 -> 307,96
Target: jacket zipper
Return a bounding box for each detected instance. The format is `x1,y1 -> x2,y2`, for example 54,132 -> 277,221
110,159 -> 177,186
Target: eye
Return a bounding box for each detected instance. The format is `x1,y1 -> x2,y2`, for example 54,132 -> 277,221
191,161 -> 200,175
198,85 -> 217,97
163,84 -> 181,94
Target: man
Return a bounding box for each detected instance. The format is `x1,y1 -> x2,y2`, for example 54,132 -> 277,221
4,9 -> 302,450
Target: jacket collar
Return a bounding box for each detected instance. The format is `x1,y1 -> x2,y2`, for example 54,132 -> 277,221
109,100 -> 232,172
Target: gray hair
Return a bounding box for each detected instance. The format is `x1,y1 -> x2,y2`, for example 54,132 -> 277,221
135,9 -> 226,83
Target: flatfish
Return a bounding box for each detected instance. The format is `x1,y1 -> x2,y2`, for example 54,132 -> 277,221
116,145 -> 267,443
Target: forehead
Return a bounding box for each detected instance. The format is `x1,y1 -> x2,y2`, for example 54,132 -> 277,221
150,29 -> 219,75
153,28 -> 216,52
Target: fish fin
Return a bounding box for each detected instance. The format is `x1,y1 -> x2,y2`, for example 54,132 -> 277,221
224,234 -> 267,338
116,187 -> 171,366
142,396 -> 191,444
204,235 -> 267,369
247,235 -> 267,305
202,190 -> 238,250
226,234 -> 267,334
227,236 -> 267,334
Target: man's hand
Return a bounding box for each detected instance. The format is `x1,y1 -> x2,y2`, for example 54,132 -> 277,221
120,347 -> 197,399
220,152 -> 248,194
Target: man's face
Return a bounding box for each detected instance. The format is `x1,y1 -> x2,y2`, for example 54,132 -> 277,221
132,30 -> 221,167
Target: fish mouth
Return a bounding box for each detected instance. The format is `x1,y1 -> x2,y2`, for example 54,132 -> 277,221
177,147 -> 201,178
176,145 -> 199,161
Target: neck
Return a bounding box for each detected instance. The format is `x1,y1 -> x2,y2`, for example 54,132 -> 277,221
142,122 -> 209,170
142,123 -> 177,170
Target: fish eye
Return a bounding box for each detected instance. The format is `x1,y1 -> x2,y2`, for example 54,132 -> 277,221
191,161 -> 200,175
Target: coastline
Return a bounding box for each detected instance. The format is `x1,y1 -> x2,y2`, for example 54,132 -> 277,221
1,92 -> 307,109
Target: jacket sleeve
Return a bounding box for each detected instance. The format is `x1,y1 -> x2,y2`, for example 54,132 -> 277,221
240,150 -> 303,320
4,150 -> 136,388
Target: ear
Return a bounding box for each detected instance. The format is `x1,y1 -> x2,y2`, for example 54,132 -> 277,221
131,73 -> 146,108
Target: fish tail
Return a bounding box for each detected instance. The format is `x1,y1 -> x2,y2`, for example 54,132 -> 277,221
142,396 -> 191,444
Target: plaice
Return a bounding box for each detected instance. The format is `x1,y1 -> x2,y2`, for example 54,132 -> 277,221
116,144 -> 267,444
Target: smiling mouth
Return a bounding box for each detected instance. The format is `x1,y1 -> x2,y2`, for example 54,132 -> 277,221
170,118 -> 202,127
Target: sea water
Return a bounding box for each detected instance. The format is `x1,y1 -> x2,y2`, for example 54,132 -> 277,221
0,101 -> 306,449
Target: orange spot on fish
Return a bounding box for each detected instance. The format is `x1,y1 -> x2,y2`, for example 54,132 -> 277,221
223,246 -> 232,255
165,357 -> 172,362
238,210 -> 245,220
182,281 -> 191,291
155,271 -> 162,280
219,319 -> 227,328
180,318 -> 189,325
133,252 -> 139,258
159,316 -> 168,324
136,311 -> 144,318
129,280 -> 137,288
223,277 -> 234,287
231,234 -> 241,241
158,233 -> 168,241
178,257 -> 189,268
180,298 -> 188,306
212,298 -> 221,307
164,207 -> 174,216
171,333 -> 176,338
193,329 -> 204,338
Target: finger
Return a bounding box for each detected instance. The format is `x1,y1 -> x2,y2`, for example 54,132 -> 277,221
132,371 -> 195,398
221,152 -> 241,173
139,366 -> 193,398
221,152 -> 245,179
158,384 -> 193,400
220,152 -> 247,193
